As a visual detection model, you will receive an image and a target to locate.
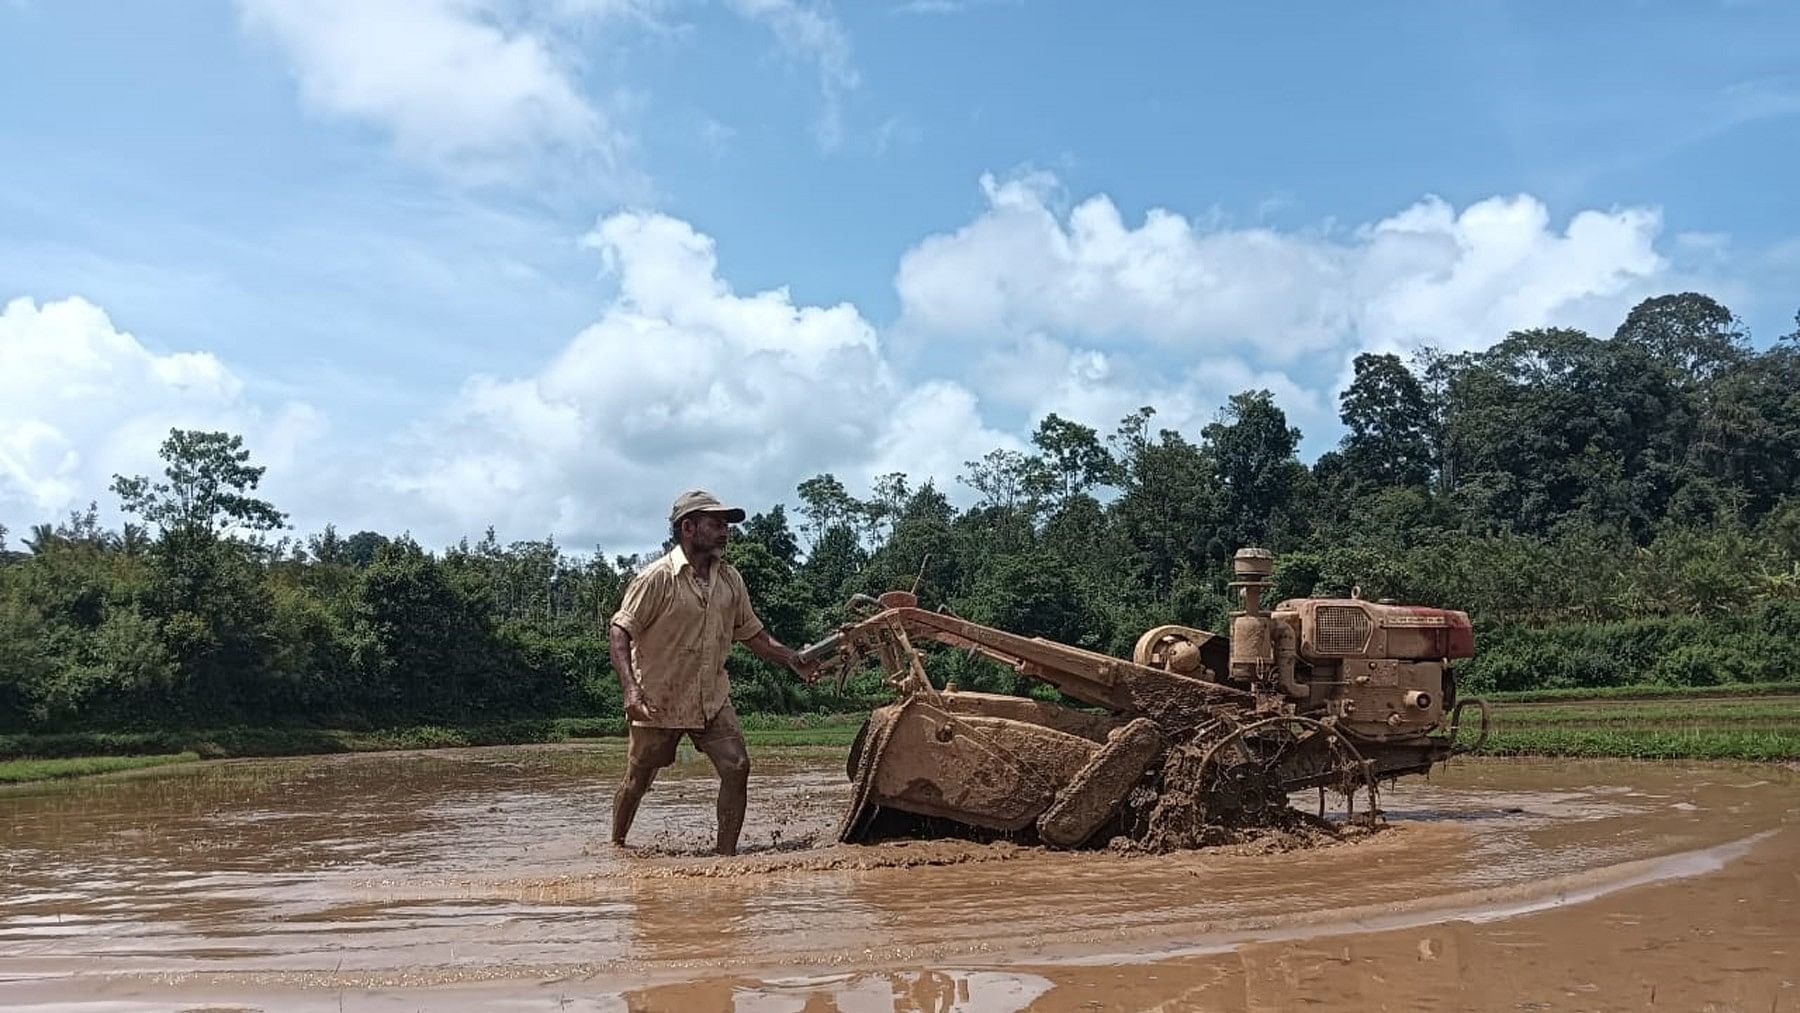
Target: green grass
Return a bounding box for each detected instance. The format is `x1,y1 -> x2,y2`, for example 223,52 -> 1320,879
0,752 -> 200,784
7,679 -> 1799,786
554,711 -> 872,743
738,709 -> 882,731
1481,681 -> 1800,703
0,713 -> 871,784
1481,726 -> 1800,761
1495,699 -> 1800,726
0,721 -> 564,763
743,722 -> 863,747
1478,689 -> 1800,761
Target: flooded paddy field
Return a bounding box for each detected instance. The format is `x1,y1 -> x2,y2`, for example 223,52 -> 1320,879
1,742 -> 1795,1011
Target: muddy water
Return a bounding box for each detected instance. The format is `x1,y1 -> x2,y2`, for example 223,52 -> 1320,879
1,744 -> 1795,1011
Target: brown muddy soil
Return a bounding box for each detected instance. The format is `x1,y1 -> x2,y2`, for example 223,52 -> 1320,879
1,743 -> 1795,1011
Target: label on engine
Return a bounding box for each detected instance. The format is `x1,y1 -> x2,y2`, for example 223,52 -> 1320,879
1382,615 -> 1449,628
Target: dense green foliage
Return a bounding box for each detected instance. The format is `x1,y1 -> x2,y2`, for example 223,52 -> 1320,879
1,293 -> 1797,737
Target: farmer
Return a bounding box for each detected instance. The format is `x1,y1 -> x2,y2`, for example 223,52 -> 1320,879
608,489 -> 817,855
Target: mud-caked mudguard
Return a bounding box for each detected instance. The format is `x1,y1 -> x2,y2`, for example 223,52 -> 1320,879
1036,718 -> 1164,848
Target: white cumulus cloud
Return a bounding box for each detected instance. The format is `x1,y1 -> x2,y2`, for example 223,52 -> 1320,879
383,211 -> 1006,549
241,0 -> 865,180
237,0 -> 627,179
897,173 -> 1670,363
1354,194 -> 1667,354
893,174 -> 1682,458
3,180 -> 1709,551
0,296 -> 322,528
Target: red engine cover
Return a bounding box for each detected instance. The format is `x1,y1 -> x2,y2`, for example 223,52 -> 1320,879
1401,606 -> 1475,660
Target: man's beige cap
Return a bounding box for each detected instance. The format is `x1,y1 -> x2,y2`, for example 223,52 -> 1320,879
669,489 -> 746,525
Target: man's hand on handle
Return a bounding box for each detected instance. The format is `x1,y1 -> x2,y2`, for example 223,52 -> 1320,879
744,629 -> 820,685
788,655 -> 821,686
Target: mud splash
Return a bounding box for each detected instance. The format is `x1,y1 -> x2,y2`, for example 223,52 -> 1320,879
510,838 -> 1033,885
1,745 -> 1795,1011
1113,803 -> 1378,855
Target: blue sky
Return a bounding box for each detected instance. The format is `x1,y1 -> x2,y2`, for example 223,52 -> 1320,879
3,1 -> 1797,553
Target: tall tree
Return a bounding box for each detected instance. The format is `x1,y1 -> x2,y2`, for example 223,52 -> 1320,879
959,449 -> 1043,515
1113,428 -> 1217,596
1202,390 -> 1305,549
355,540 -> 509,721
111,429 -> 287,540
741,505 -> 801,569
866,471 -> 911,542
23,525 -> 58,556
343,531 -> 390,567
798,524 -> 867,614
1692,342 -> 1800,516
859,481 -> 961,606
1031,413 -> 1115,501
1614,292 -> 1747,385
308,525 -> 349,566
958,550 -> 1100,685
1338,353 -> 1434,489
1445,328 -> 1686,537
795,473 -> 858,551
1410,345 -> 1476,491
1107,406 -> 1158,479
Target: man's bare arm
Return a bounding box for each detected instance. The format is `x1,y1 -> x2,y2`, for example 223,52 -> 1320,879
608,623 -> 656,722
742,629 -> 818,683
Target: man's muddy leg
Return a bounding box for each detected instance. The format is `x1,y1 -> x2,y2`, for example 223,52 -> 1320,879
615,725 -> 681,847
612,763 -> 658,846
703,736 -> 751,855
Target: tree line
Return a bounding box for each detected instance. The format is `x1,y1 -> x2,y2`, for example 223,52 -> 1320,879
2,292 -> 1797,733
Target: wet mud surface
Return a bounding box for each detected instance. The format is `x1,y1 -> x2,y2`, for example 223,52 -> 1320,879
1,743 -> 1795,1011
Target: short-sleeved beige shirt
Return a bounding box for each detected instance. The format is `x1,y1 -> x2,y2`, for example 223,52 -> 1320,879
610,546 -> 764,729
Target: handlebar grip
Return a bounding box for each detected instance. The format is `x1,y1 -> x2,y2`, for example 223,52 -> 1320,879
797,632 -> 844,665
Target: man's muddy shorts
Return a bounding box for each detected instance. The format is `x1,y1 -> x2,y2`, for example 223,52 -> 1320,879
628,703 -> 745,771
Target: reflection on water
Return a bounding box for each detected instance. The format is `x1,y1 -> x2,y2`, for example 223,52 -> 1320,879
622,969 -> 1055,1013
1,747 -> 1796,1011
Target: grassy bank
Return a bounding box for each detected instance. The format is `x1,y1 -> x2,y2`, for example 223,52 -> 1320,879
554,713 -> 866,747
0,721 -> 569,763
6,681 -> 1799,786
1480,690 -> 1800,761
1490,700 -> 1799,725
0,752 -> 200,784
548,710 -> 873,742
741,723 -> 863,747
1483,681 -> 1800,703
0,711 -> 874,778
1479,726 -> 1800,761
